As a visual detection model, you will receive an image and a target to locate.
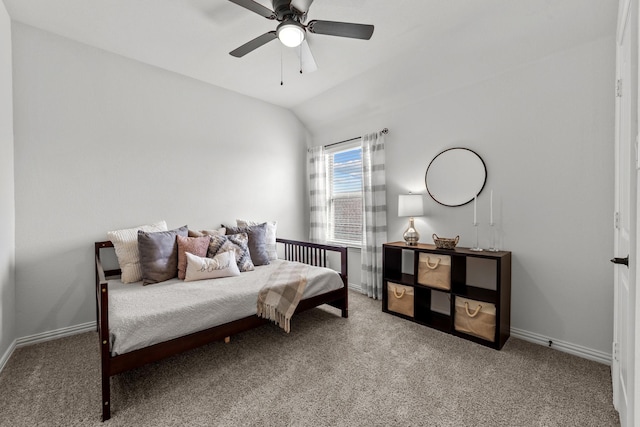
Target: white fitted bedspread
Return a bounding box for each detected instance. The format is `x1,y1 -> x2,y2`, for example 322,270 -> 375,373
108,260 -> 343,355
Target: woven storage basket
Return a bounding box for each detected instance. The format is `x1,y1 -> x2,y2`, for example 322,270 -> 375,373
454,297 -> 496,342
387,282 -> 414,317
417,253 -> 451,290
432,234 -> 459,249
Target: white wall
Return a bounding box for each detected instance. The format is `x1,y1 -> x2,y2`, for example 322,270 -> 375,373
301,36 -> 615,357
11,23 -> 308,338
0,1 -> 16,363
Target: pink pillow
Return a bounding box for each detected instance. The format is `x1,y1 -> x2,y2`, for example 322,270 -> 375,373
176,235 -> 211,280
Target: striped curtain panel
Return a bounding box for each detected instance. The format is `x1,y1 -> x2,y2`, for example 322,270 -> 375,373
307,146 -> 328,242
361,132 -> 388,299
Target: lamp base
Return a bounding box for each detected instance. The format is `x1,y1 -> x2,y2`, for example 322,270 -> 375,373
403,218 -> 420,246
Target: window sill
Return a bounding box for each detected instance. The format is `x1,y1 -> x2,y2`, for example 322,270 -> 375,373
327,240 -> 362,250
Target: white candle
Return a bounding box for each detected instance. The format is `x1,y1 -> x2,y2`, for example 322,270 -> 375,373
473,194 -> 477,224
490,190 -> 493,224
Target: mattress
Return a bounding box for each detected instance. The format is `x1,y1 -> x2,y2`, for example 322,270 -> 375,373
107,259 -> 343,355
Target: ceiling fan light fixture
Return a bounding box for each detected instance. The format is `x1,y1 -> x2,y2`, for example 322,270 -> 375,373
277,21 -> 305,47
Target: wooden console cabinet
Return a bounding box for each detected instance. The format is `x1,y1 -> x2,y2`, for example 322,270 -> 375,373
382,242 -> 512,350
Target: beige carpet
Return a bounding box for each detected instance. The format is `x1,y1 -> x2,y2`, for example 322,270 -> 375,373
0,291 -> 619,426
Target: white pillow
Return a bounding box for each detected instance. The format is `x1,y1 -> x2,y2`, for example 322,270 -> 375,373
107,220 -> 167,283
202,227 -> 226,236
236,219 -> 277,260
184,251 -> 240,282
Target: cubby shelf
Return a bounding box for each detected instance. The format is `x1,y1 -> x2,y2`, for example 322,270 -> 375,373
382,241 -> 512,350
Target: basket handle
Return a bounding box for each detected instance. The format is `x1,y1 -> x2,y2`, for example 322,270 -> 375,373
464,302 -> 482,318
454,236 -> 460,245
425,256 -> 440,269
392,287 -> 406,299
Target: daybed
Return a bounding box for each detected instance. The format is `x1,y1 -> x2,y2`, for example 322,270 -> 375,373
95,237 -> 348,421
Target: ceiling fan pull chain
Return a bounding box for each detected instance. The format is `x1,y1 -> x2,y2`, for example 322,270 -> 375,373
280,44 -> 284,86
299,44 -> 303,74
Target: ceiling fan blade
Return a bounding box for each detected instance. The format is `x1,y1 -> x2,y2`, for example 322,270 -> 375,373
229,31 -> 277,57
307,20 -> 374,40
228,0 -> 276,20
296,39 -> 318,73
291,0 -> 314,14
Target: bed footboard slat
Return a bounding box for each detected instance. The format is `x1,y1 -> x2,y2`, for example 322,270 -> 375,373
276,238 -> 348,318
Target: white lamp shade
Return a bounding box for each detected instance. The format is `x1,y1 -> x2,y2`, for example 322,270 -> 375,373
398,194 -> 425,217
277,23 -> 305,47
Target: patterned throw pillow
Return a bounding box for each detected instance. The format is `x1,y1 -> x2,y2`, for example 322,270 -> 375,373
176,235 -> 211,280
107,220 -> 168,283
236,219 -> 277,260
223,223 -> 270,266
184,251 -> 240,282
207,233 -> 255,272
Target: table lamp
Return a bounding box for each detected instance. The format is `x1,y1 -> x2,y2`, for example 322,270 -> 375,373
398,193 -> 424,246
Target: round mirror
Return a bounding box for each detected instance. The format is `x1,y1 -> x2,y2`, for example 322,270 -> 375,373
425,148 -> 487,207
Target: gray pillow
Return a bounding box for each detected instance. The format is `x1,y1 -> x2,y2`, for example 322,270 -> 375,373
138,225 -> 188,285
223,223 -> 270,266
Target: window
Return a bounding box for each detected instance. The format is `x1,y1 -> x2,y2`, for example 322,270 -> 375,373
327,145 -> 363,246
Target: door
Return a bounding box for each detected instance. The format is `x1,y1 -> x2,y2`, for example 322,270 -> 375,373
613,1 -> 637,426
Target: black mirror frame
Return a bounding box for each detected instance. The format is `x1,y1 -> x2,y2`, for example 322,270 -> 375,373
425,147 -> 487,207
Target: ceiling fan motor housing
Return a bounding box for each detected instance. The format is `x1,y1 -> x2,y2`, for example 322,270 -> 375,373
272,0 -> 298,21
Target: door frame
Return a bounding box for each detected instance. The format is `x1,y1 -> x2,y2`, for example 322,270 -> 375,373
614,1 -> 638,426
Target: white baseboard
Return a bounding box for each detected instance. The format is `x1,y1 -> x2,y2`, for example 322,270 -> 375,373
348,282 -> 362,293
0,339 -> 17,374
511,327 -> 612,365
0,322 -> 96,374
15,321 -> 96,348
346,288 -> 611,365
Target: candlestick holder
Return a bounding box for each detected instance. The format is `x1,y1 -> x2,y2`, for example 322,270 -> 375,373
470,222 -> 483,251
488,222 -> 498,252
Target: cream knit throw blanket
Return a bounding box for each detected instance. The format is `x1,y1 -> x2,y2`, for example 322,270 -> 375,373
257,262 -> 309,333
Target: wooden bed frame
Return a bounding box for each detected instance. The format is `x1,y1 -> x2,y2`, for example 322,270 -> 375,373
95,238 -> 348,422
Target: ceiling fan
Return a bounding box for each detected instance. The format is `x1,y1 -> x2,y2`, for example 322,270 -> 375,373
228,0 -> 374,73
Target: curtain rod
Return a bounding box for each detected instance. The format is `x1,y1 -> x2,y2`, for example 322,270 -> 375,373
324,128 -> 389,149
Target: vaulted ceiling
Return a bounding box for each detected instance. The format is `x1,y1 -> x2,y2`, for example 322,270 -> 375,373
3,0 -> 617,126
